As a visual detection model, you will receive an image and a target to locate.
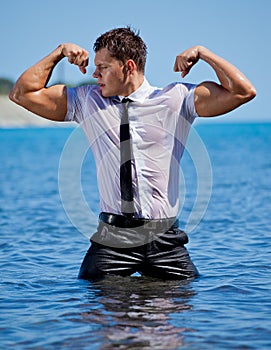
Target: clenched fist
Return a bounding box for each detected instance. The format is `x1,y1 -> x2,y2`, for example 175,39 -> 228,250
61,43 -> 89,74
174,46 -> 202,78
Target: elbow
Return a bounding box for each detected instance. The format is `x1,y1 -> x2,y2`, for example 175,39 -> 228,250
9,86 -> 24,107
9,86 -> 18,103
9,89 -> 16,103
243,85 -> 257,103
236,85 -> 257,107
246,85 -> 257,102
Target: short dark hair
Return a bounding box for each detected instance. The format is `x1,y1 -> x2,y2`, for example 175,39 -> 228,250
93,27 -> 147,73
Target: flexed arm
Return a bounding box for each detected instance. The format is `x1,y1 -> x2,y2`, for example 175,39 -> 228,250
174,46 -> 256,117
9,44 -> 89,121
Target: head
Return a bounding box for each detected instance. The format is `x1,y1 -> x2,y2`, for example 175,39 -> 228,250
94,27 -> 147,73
92,27 -> 147,97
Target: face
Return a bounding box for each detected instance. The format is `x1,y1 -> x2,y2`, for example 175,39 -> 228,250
93,48 -> 128,97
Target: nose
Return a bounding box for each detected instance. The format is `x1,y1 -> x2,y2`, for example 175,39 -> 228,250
92,69 -> 101,79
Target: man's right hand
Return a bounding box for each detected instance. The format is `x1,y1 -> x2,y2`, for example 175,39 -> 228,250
61,43 -> 89,74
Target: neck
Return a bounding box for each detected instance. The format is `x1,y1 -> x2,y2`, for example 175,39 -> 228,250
123,74 -> 144,96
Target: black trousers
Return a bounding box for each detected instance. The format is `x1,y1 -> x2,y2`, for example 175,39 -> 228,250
78,217 -> 198,281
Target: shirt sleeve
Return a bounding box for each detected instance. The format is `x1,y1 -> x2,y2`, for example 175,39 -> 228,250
65,86 -> 85,123
180,83 -> 199,124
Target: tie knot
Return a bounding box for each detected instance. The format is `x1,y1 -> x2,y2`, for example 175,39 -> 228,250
121,97 -> 131,103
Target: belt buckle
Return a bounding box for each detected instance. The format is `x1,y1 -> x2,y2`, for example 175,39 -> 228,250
144,220 -> 157,230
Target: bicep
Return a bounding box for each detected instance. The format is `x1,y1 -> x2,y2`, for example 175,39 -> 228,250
194,82 -> 243,118
13,84 -> 68,122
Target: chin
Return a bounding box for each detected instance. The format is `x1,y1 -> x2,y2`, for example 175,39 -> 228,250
99,86 -> 116,98
102,92 -> 115,98
100,90 -> 109,98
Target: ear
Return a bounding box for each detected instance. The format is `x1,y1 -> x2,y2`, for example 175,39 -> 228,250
126,59 -> 137,74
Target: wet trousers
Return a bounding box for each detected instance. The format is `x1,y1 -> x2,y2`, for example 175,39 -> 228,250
78,215 -> 198,281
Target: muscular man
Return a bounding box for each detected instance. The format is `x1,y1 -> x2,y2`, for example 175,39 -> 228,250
10,27 -> 256,281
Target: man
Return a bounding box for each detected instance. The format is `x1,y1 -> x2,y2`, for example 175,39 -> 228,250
10,27 -> 256,281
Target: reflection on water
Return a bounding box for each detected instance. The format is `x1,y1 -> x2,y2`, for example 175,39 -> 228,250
76,276 -> 195,349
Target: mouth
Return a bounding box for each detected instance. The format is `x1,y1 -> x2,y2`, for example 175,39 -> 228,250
98,83 -> 106,96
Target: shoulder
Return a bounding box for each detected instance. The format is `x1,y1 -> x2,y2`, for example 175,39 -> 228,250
66,84 -> 111,109
167,82 -> 198,93
149,82 -> 198,100
67,83 -> 100,98
152,82 -> 197,94
161,82 -> 199,120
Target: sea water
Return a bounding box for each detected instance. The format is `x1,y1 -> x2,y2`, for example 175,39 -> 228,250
0,123 -> 270,349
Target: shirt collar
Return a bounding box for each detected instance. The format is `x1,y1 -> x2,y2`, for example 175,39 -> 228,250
116,78 -> 155,103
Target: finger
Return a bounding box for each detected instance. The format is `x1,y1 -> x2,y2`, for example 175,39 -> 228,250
174,59 -> 191,77
70,54 -> 89,74
173,57 -> 185,72
67,54 -> 76,64
174,60 -> 184,72
173,59 -> 179,72
174,55 -> 190,71
79,59 -> 89,73
74,55 -> 88,66
68,48 -> 88,64
181,68 -> 190,78
79,66 -> 87,74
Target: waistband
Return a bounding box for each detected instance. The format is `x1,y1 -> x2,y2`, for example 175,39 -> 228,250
99,212 -> 178,230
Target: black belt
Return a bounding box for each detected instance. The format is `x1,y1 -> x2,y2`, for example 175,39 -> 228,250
99,212 -> 178,230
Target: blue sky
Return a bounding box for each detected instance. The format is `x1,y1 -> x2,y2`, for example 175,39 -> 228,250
1,0 -> 270,122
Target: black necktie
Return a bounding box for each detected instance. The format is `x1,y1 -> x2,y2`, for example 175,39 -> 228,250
120,98 -> 135,217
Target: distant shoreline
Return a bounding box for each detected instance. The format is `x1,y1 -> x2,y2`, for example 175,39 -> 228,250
0,95 -> 75,128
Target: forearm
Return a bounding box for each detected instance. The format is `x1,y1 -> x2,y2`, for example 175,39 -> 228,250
198,46 -> 256,100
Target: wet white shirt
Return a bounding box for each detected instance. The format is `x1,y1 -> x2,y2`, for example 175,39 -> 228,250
65,79 -> 198,219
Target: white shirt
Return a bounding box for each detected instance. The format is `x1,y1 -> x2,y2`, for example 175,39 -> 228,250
65,79 -> 198,219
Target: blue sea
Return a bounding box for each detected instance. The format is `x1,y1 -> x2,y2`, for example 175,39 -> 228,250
1,122 -> 270,349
